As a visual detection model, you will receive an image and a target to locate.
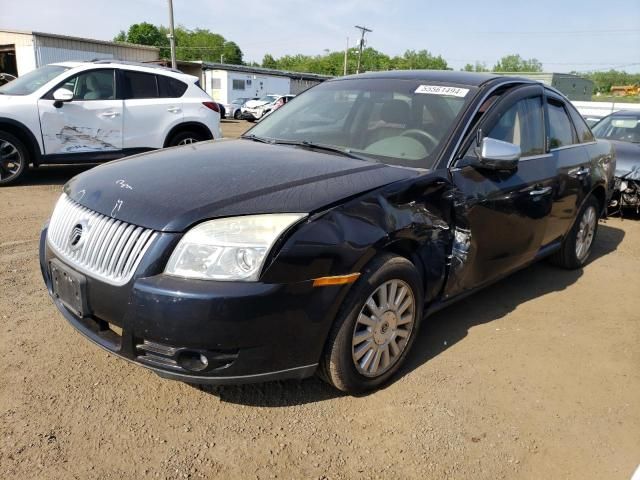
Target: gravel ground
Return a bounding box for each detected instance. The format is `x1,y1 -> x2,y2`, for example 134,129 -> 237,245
1,120 -> 639,479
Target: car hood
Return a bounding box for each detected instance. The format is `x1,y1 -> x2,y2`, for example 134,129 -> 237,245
609,140 -> 640,180
64,139 -> 419,232
244,100 -> 270,108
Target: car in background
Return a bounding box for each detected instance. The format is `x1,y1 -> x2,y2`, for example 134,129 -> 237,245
241,94 -> 294,122
224,97 -> 255,120
584,115 -> 604,128
0,60 -> 221,186
0,72 -> 16,86
40,71 -> 614,393
592,110 -> 640,212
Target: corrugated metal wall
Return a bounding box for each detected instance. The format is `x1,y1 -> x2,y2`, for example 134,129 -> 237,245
34,35 -> 159,66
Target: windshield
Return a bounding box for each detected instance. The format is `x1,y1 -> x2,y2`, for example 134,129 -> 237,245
257,95 -> 278,103
0,65 -> 70,96
592,115 -> 640,143
247,78 -> 476,168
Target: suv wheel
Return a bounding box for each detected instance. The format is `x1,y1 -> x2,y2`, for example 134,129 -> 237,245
549,195 -> 599,269
0,132 -> 28,186
319,254 -> 423,393
169,131 -> 206,147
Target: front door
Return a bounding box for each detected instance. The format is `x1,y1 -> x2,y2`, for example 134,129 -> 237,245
37,69 -> 123,156
445,85 -> 555,298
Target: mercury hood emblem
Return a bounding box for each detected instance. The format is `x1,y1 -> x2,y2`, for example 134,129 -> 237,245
69,220 -> 89,250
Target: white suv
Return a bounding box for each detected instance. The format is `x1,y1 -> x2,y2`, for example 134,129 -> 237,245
0,60 -> 221,185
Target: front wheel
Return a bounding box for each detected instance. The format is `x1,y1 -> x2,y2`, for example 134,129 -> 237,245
0,131 -> 29,186
233,109 -> 241,120
319,254 -> 423,393
549,195 -> 599,269
168,131 -> 207,147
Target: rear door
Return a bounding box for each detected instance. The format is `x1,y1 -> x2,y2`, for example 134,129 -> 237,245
446,84 -> 555,296
543,93 -> 593,243
37,68 -> 123,155
121,70 -> 185,149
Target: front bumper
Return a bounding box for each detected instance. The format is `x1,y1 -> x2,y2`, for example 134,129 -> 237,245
39,227 -> 347,384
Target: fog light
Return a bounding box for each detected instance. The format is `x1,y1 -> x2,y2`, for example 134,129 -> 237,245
177,351 -> 209,372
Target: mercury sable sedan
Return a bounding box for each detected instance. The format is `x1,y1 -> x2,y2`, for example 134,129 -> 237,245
40,71 -> 615,393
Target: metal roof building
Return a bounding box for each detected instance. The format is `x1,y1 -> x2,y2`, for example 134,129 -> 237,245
0,30 -> 159,77
494,72 -> 594,101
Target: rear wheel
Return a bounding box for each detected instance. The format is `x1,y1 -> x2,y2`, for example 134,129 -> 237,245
168,131 -> 207,147
0,131 -> 28,186
549,195 -> 599,269
319,254 -> 423,393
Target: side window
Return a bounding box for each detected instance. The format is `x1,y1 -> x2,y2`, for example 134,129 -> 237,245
547,100 -> 575,148
566,103 -> 595,143
157,75 -> 187,98
485,96 -> 545,157
61,69 -> 115,101
123,71 -> 158,99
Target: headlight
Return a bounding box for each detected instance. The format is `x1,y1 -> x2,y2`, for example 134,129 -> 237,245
165,214 -> 306,281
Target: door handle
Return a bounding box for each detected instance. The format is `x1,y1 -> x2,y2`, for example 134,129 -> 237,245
569,167 -> 590,179
100,111 -> 120,118
167,106 -> 181,113
529,186 -> 552,196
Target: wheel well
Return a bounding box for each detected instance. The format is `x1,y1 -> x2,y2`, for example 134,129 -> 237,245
164,122 -> 214,147
382,239 -> 426,285
0,120 -> 41,166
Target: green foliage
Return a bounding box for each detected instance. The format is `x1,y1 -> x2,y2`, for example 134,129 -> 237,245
114,23 -> 243,64
462,62 -> 489,72
126,22 -> 168,48
493,54 -> 542,72
582,70 -> 640,94
259,48 -> 448,75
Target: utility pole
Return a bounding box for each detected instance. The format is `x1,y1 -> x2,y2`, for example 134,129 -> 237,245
167,0 -> 177,69
354,25 -> 372,74
220,54 -> 225,64
343,37 -> 349,76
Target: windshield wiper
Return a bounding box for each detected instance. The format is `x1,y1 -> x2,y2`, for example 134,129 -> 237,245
240,134 -> 272,144
270,139 -> 370,161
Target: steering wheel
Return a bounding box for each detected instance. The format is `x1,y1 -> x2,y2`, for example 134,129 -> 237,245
401,129 -> 438,152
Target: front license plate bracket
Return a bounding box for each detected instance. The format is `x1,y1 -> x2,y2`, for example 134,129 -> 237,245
50,259 -> 88,318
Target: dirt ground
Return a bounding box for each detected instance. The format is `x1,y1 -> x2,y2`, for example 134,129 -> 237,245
1,119 -> 639,479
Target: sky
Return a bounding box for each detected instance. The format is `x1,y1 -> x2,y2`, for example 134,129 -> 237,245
1,0 -> 639,73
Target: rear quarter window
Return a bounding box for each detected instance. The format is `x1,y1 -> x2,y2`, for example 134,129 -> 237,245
566,103 -> 595,143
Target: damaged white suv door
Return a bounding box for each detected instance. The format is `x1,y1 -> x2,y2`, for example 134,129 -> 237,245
0,61 -> 220,186
37,68 -> 124,154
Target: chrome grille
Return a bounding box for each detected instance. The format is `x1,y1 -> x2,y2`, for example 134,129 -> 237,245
47,194 -> 158,286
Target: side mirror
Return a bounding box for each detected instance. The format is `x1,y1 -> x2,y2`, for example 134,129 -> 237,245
471,137 -> 520,171
52,88 -> 73,108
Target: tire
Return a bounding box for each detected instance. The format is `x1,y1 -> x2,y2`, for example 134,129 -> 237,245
0,131 -> 29,186
319,254 -> 424,393
168,131 -> 206,147
233,109 -> 241,120
549,195 -> 600,269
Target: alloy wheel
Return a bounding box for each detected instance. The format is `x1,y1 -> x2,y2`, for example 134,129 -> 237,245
0,139 -> 23,182
178,138 -> 197,145
575,205 -> 596,261
352,279 -> 416,377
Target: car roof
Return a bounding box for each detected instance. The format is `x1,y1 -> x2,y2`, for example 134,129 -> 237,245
50,61 -> 197,82
335,70 -> 507,87
609,109 -> 640,117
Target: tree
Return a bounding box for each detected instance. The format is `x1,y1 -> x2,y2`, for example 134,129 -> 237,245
126,22 -> 167,48
115,24 -> 243,64
493,54 -> 542,72
463,62 -> 489,72
392,50 -> 448,70
262,54 -> 278,69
